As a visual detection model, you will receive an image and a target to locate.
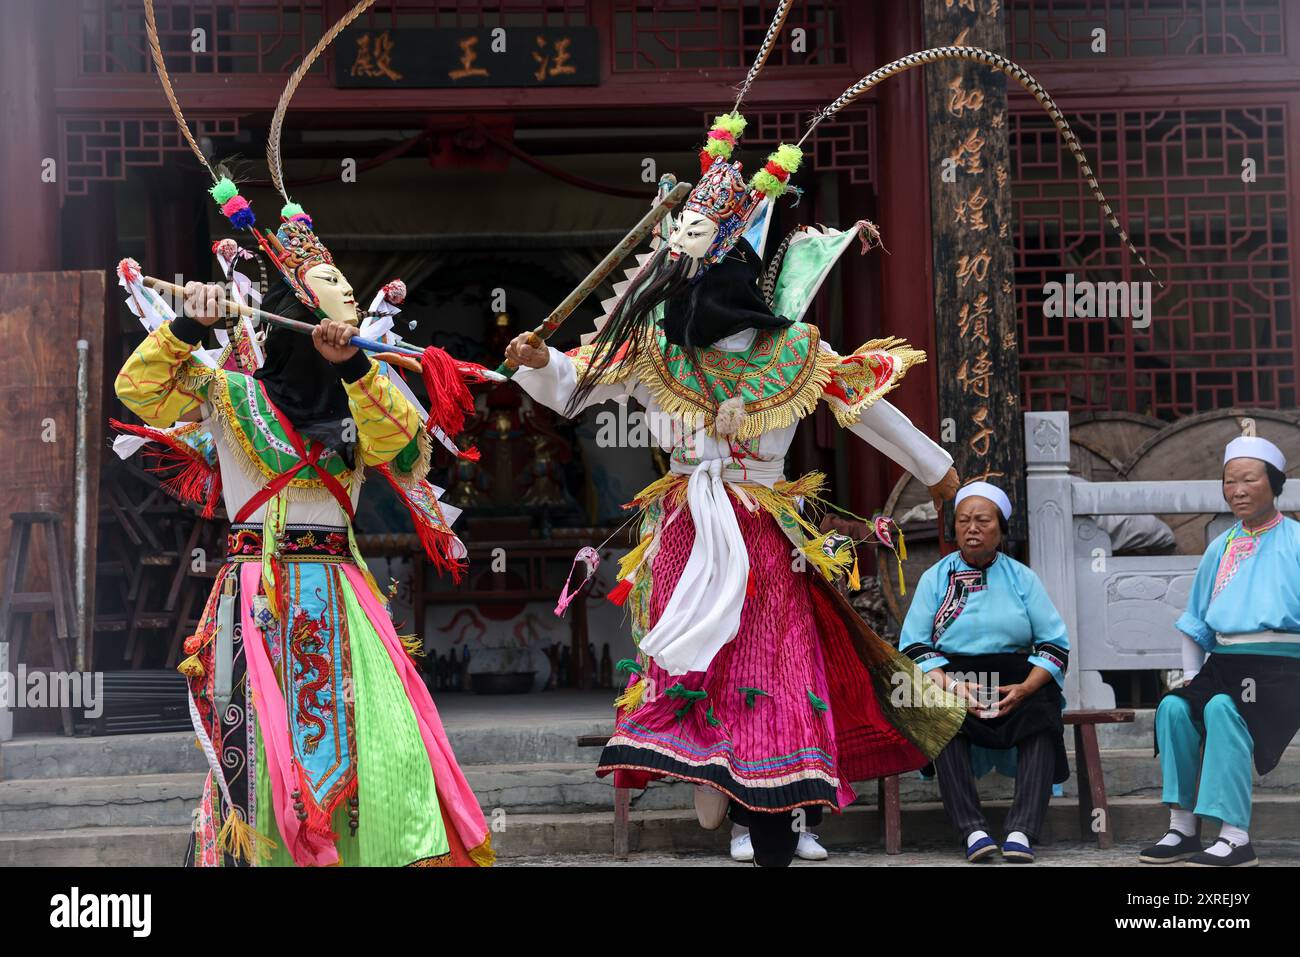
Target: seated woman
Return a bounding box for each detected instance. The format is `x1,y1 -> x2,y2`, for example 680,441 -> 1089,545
1141,435 -> 1300,868
899,482 -> 1070,864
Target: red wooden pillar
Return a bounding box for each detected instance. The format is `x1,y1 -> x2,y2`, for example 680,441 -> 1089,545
847,0 -> 939,523
0,0 -> 60,273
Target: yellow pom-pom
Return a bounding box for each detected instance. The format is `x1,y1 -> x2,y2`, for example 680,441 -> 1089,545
771,143 -> 803,174
712,111 -> 747,137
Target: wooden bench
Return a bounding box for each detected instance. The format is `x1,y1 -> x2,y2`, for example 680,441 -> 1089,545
576,734 -> 902,859
578,707 -> 1135,858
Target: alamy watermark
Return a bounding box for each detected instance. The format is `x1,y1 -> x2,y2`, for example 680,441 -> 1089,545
0,644 -> 103,720
1042,273 -> 1153,329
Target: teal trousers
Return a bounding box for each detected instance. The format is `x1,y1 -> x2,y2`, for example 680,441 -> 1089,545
1157,693 -> 1254,829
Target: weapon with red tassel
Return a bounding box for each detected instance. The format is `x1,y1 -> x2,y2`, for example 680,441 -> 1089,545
139,274 -> 496,446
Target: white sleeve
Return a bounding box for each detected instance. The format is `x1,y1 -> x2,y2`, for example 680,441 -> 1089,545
1180,633 -> 1206,684
511,346 -> 632,416
847,398 -> 954,486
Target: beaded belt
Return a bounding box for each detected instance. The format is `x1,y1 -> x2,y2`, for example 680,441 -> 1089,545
226,524 -> 352,563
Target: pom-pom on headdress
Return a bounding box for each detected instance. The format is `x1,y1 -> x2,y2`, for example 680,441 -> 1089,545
676,0 -> 803,276
684,120 -> 804,270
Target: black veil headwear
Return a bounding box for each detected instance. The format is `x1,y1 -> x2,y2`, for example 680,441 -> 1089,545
662,239 -> 791,350
252,281 -> 357,466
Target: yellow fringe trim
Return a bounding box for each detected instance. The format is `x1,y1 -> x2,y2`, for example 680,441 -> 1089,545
177,653 -> 205,678
634,325 -> 838,444
803,530 -> 857,582
825,337 -> 929,427
400,633 -> 424,657
614,676 -> 647,714
218,811 -> 276,865
618,534 -> 654,581
469,834 -> 496,867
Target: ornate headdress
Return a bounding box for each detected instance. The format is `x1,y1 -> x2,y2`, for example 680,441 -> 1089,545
685,112 -> 802,270
676,0 -> 803,275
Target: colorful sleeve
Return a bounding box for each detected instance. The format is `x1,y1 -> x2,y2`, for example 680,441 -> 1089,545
1175,542 -> 1223,651
898,565 -> 950,674
340,358 -> 422,468
1019,565 -> 1071,684
114,318 -> 214,427
820,337 -> 929,426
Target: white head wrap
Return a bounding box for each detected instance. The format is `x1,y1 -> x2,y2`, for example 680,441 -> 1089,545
1223,435 -> 1286,473
954,481 -> 1012,520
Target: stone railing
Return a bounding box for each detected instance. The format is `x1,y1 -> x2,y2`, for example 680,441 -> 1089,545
1025,411 -> 1300,708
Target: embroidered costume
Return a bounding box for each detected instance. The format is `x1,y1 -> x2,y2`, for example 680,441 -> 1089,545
110,0 -> 490,867
511,57 -> 966,862
1148,437 -> 1300,866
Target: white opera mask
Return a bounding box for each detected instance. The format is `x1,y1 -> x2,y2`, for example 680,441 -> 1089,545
304,262 -> 359,325
666,211 -> 720,276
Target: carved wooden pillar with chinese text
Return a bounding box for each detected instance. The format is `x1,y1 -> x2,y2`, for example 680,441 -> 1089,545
923,0 -> 1025,541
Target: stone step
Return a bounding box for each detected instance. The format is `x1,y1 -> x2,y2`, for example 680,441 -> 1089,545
0,710 -> 1169,781
5,793 -> 1298,866
0,720 -> 615,780
471,747 -> 1300,814
490,794 -> 1300,859
7,743 -> 1299,832
0,733 -> 205,781
0,773 -> 205,832
0,826 -> 192,868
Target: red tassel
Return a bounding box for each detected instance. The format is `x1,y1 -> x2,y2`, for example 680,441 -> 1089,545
607,578 -> 634,606
110,419 -> 222,518
457,445 -> 481,462
745,572 -> 756,598
375,464 -> 466,583
294,762 -> 342,840
419,346 -> 477,439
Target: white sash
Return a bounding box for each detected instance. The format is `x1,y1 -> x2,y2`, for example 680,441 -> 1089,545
638,459 -> 750,676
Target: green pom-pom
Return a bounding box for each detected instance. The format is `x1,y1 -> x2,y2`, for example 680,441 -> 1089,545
208,177 -> 238,204
704,139 -> 732,159
280,201 -> 306,219
770,143 -> 803,174
712,111 -> 747,137
750,169 -> 788,198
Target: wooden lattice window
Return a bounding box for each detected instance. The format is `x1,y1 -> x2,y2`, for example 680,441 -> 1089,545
79,0 -> 328,74
1011,105 -> 1295,419
356,0 -> 589,28
611,0 -> 848,72
1007,0 -> 1286,60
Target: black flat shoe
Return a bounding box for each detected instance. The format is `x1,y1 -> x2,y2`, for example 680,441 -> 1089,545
1138,830 -> 1202,864
1186,839 -> 1258,867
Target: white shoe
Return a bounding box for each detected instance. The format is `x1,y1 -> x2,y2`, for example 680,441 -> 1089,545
796,831 -> 828,861
730,831 -> 754,862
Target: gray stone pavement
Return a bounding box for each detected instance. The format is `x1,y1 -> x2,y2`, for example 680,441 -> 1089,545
502,839 -> 1300,866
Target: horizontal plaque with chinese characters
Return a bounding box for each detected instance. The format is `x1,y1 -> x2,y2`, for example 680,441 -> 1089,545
335,27 -> 599,88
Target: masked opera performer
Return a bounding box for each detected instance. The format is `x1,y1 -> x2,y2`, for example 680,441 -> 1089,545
1140,436 -> 1300,868
898,482 -> 1071,864
111,0 -> 491,866
505,114 -> 966,868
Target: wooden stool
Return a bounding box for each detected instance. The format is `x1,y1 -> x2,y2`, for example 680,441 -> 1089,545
0,512 -> 79,735
1064,708 -> 1136,849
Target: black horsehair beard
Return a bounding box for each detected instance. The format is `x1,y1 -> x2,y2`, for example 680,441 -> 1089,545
563,245 -> 699,418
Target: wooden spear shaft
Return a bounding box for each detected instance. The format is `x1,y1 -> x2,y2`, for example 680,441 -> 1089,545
141,276 -> 425,358
497,179 -> 691,377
